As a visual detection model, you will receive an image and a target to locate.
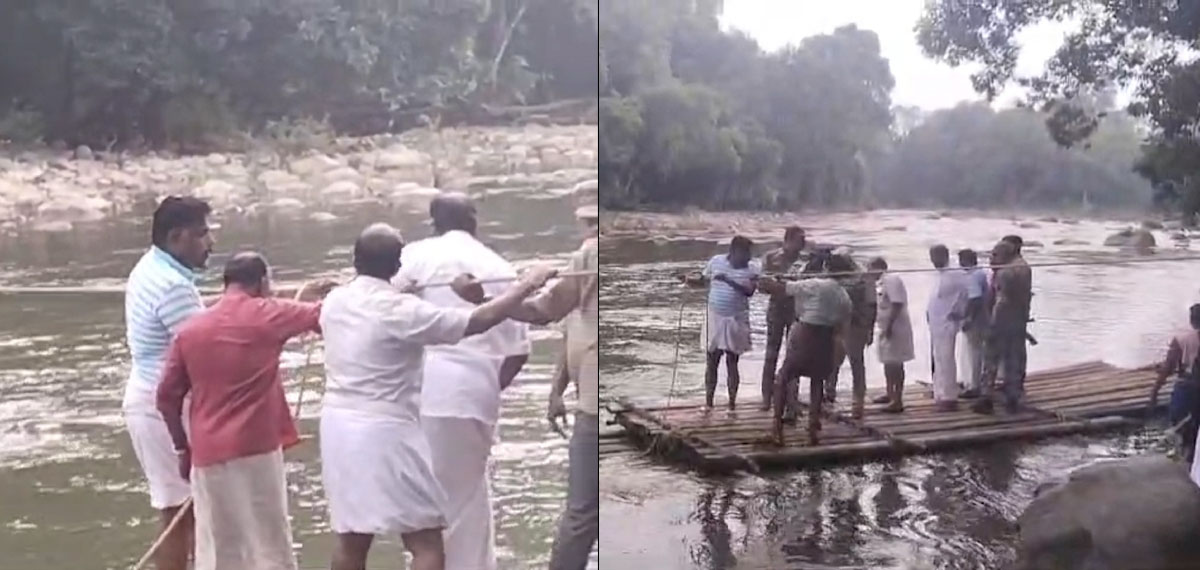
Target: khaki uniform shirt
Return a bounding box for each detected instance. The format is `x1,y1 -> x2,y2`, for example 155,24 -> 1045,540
531,238 -> 599,416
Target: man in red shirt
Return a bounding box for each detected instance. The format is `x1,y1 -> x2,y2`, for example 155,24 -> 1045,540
157,252 -> 331,570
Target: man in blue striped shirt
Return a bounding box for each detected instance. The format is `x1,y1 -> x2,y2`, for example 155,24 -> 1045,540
123,196 -> 214,570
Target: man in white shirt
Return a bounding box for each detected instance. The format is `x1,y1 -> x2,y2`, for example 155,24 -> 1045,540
395,193 -> 529,570
124,196 -> 215,570
318,223 -> 554,570
957,248 -> 989,399
926,244 -> 970,411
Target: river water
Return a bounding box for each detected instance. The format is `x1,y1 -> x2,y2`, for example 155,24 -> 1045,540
598,210 -> 1194,570
0,193 -> 593,569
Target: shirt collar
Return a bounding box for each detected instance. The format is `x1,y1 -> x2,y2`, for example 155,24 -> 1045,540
150,246 -> 201,283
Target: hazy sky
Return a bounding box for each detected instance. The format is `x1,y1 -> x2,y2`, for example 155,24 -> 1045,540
720,0 -> 1074,110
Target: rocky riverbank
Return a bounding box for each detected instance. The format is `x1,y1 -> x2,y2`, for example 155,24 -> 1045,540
0,124 -> 598,232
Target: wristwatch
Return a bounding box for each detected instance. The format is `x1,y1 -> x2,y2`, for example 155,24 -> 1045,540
173,447 -> 189,456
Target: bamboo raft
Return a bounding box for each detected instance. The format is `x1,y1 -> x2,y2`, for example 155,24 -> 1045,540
609,361 -> 1161,474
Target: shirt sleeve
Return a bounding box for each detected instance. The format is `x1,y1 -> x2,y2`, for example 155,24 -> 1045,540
1164,338 -> 1184,376
784,279 -> 815,297
884,275 -> 907,306
529,250 -> 587,322
263,299 -> 323,342
702,256 -> 717,278
382,294 -> 473,346
156,283 -> 204,336
156,338 -> 191,418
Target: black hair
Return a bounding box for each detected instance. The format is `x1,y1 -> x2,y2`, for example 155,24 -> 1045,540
802,250 -> 828,274
151,196 -> 211,247
827,254 -> 855,274
729,235 -> 753,253
1191,304 -> 1200,330
429,193 -> 477,235
958,248 -> 978,267
868,257 -> 888,270
1002,235 -> 1024,253
223,252 -> 269,288
929,244 -> 950,268
784,226 -> 805,242
353,223 -> 405,280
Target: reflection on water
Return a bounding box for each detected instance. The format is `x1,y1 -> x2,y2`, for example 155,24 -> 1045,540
600,210 -> 1191,570
0,196 -> 591,569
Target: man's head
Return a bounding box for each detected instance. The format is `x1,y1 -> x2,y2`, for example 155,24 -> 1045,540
429,192 -> 477,236
959,248 -> 978,268
783,226 -> 806,255
991,240 -> 1017,266
802,250 -> 828,276
929,244 -> 950,269
728,235 -> 753,267
827,253 -> 855,276
151,196 -> 214,269
1002,234 -> 1024,255
353,223 -> 405,281
223,252 -> 271,297
1191,304 -> 1200,330
867,256 -> 888,277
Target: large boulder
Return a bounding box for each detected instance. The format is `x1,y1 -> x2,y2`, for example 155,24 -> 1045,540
1103,228 -> 1156,248
1014,455 -> 1200,570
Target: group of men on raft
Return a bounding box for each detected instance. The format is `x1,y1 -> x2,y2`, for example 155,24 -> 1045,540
686,227 -> 1034,444
123,188 -> 598,570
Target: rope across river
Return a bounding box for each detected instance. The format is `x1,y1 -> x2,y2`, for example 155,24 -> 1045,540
0,269 -> 597,296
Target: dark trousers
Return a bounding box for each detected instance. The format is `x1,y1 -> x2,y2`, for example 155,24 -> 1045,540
761,317 -> 791,405
980,329 -> 1027,403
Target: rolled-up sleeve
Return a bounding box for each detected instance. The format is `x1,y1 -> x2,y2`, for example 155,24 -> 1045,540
262,299 -> 322,341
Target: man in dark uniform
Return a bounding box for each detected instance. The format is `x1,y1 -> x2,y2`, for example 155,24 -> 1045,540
758,226 -> 806,410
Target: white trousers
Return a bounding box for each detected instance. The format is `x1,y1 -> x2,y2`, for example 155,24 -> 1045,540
124,395 -> 191,510
422,416 -> 497,570
958,328 -> 985,391
192,448 -> 297,570
930,323 -> 960,402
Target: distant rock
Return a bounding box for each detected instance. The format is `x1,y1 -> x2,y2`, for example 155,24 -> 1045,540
1038,216 -> 1059,223
288,153 -> 340,176
1013,455 -> 1200,570
308,211 -> 338,223
1018,222 -> 1041,229
73,145 -> 93,160
1053,239 -> 1088,246
1103,228 -> 1156,248
883,225 -> 907,232
193,180 -> 238,202
1142,220 -> 1165,230
320,180 -> 361,200
1023,240 -> 1044,248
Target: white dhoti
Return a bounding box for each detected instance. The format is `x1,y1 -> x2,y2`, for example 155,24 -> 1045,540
124,391 -> 191,509
701,309 -> 752,355
320,406 -> 447,535
423,416 -> 497,570
192,448 -> 296,570
930,322 -> 960,402
1191,436 -> 1200,488
958,328 -> 985,391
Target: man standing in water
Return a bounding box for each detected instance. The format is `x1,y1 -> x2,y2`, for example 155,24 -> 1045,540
759,254 -> 851,444
759,226 -> 806,411
973,240 -> 1033,414
318,223 -> 556,570
396,193 -> 530,570
927,244 -> 969,412
685,236 -> 760,410
868,257 -> 915,413
124,196 -> 214,570
958,249 -> 989,399
157,253 -> 331,570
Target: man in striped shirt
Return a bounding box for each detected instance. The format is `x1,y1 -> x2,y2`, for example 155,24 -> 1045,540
124,196 -> 215,570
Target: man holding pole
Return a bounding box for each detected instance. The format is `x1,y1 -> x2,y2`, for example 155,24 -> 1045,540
395,193 -> 530,570
156,253 -> 333,570
123,196 -> 215,570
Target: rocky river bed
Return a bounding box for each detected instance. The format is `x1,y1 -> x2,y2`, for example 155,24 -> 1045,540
0,124 -> 598,232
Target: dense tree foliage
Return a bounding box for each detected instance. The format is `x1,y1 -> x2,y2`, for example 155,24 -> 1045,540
877,103 -> 1151,210
597,0 -> 1152,213
916,0 -> 1200,219
0,0 -> 599,147
598,0 -> 894,210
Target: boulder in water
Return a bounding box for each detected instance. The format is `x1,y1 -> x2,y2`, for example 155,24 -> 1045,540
1142,220 -> 1165,230
1015,455 -> 1200,570
1103,228 -> 1156,248
73,145 -> 93,160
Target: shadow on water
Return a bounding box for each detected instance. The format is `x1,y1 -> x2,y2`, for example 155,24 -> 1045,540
0,194 -> 593,569
600,210 -> 1192,569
